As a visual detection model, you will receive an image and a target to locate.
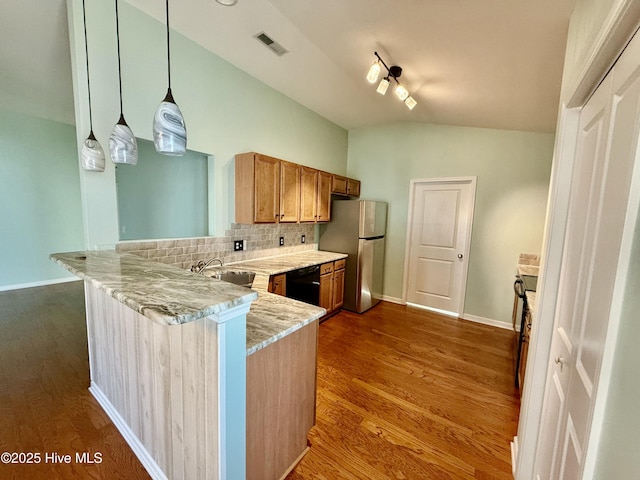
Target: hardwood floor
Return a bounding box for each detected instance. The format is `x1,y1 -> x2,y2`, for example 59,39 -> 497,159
0,281 -> 150,480
0,282 -> 519,479
287,302 -> 520,480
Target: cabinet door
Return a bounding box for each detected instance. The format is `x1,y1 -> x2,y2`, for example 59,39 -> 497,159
316,171 -> 332,222
346,178 -> 361,197
269,274 -> 286,296
279,161 -> 300,223
300,166 -> 318,222
333,268 -> 345,310
331,175 -> 347,195
319,273 -> 333,311
254,155 -> 280,223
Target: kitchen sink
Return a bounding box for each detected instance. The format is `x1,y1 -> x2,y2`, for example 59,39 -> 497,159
203,269 -> 256,288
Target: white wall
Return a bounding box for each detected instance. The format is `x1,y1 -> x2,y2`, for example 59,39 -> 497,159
348,123 -> 554,324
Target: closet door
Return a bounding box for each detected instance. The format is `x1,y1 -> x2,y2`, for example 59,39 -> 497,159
534,31 -> 640,480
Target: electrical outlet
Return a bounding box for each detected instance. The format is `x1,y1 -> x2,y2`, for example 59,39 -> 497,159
279,236 -> 285,246
234,240 -> 244,251
301,234 -> 306,244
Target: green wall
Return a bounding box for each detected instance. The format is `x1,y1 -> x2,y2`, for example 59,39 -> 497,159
67,0 -> 348,249
116,139 -> 209,241
0,108 -> 83,288
348,123 -> 554,324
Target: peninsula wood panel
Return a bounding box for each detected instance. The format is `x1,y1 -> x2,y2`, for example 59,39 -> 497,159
247,321 -> 318,480
84,283 -> 220,480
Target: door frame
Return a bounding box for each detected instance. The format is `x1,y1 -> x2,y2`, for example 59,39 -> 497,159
402,176 -> 477,316
514,3 -> 640,478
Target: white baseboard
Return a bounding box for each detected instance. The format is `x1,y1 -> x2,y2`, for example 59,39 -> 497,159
460,313 -> 513,330
511,435 -> 518,476
0,276 -> 79,292
89,383 -> 167,480
380,295 -> 405,305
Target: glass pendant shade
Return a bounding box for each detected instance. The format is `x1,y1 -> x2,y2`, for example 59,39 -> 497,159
109,114 -> 138,165
81,131 -> 106,171
366,61 -> 381,83
395,83 -> 409,101
376,78 -> 390,95
153,88 -> 186,155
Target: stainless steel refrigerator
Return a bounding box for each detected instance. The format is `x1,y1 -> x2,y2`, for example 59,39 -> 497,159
319,199 -> 387,313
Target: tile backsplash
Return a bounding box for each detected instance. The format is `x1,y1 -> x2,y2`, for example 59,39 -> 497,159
116,223 -> 317,270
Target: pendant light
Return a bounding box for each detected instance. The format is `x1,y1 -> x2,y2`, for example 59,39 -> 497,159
109,0 -> 138,165
153,0 -> 186,156
80,0 -> 105,172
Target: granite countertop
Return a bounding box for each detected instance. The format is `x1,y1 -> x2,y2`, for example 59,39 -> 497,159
51,251 -> 257,326
518,264 -> 540,277
245,289 -> 325,355
517,259 -> 539,316
52,249 -> 342,356
526,291 -> 537,316
226,250 -> 347,355
227,250 -> 348,275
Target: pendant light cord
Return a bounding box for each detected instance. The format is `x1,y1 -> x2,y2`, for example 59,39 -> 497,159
115,0 -> 124,116
165,0 -> 171,90
82,0 -> 94,131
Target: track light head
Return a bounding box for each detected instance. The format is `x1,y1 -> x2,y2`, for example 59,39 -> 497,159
367,53 -> 416,110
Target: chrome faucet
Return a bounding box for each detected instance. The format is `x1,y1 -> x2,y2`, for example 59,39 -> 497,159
190,257 -> 223,274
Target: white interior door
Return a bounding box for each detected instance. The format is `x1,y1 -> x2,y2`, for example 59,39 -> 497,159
404,178 -> 476,315
533,30 -> 640,480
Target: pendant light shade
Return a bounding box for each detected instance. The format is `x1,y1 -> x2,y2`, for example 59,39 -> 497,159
153,0 -> 186,156
110,114 -> 138,164
82,132 -> 106,171
80,0 -> 105,172
109,0 -> 138,165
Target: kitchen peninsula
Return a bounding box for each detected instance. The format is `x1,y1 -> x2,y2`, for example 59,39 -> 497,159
50,250 -> 326,480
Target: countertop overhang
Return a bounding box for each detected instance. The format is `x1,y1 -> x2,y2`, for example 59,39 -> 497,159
51,251 -> 258,326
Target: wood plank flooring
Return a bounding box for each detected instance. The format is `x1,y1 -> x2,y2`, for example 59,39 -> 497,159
0,282 -> 519,479
0,281 -> 150,480
287,302 -> 520,480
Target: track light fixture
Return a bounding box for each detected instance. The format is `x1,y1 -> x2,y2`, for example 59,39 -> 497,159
366,52 -> 417,110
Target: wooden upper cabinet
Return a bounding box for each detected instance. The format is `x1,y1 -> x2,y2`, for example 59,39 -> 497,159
331,175 -> 347,195
300,168 -> 332,223
300,166 -> 318,222
317,171 -> 332,222
347,178 -> 361,197
331,174 -> 360,198
235,152 -> 357,224
254,155 -> 280,223
279,161 -> 300,223
235,153 -> 299,224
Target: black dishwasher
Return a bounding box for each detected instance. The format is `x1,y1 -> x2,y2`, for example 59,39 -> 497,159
285,265 -> 320,306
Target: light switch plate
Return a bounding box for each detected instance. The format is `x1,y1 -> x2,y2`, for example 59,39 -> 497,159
301,234 -> 306,244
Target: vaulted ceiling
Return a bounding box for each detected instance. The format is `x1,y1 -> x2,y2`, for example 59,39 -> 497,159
1,0 -> 574,132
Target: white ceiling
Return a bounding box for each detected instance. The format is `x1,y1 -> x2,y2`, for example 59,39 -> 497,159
1,0 -> 574,132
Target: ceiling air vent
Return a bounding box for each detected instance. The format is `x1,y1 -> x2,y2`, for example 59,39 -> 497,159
254,31 -> 289,56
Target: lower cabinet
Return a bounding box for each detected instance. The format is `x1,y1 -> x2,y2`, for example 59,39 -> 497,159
268,273 -> 286,296
319,259 -> 346,315
247,321 -> 318,480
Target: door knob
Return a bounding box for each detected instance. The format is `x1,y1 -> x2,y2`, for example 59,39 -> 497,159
458,254 -> 463,259
555,357 -> 565,371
